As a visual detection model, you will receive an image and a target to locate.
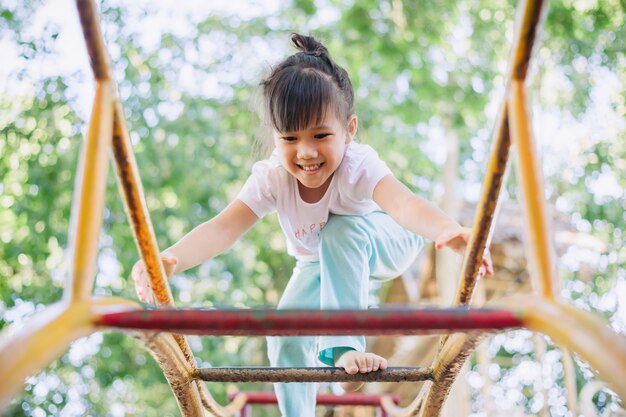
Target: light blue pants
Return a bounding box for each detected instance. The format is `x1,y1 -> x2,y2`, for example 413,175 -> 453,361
267,212 -> 423,417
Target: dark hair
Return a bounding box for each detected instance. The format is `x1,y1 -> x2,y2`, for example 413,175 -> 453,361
260,33 -> 354,133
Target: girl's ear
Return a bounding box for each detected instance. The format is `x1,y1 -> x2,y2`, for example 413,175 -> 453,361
346,115 -> 358,143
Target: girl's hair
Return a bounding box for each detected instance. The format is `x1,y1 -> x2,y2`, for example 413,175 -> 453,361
260,33 -> 354,133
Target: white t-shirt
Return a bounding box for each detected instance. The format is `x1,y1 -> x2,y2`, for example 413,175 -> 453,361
237,142 -> 392,262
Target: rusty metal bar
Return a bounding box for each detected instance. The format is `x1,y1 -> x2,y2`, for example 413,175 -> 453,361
96,307 -> 524,336
416,1 -> 549,416
76,0 -> 182,351
194,366 -> 432,383
135,332 -> 227,416
74,1 -> 228,415
420,333 -> 487,415
453,0 -> 547,307
380,333 -> 486,417
452,103 -> 510,305
75,0 -> 112,80
110,102 -> 175,307
511,0 -> 546,80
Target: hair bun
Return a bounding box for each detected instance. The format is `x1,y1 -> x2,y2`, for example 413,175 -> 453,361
290,33 -> 328,57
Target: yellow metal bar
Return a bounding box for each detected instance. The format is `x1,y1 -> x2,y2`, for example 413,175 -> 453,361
501,295 -> 626,399
223,393 -> 248,416
76,0 -> 173,308
453,0 -> 547,306
561,346 -> 578,416
508,80 -> 558,300
0,298 -> 139,412
427,1 -> 550,414
74,2 -> 226,415
66,80 -> 114,302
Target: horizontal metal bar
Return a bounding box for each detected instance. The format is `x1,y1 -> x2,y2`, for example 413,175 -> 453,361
229,391 -> 401,406
195,366 -> 432,383
96,307 -> 523,336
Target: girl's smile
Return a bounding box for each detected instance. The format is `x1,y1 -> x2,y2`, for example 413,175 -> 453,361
298,162 -> 324,173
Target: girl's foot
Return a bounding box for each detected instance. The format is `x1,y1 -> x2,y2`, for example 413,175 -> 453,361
334,350 -> 388,392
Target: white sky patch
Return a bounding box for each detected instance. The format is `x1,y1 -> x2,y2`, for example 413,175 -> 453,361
2,0 -> 285,117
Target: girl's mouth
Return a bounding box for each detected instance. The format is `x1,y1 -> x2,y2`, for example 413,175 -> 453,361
298,163 -> 324,173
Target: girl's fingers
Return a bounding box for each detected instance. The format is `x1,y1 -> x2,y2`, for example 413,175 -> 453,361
482,249 -> 494,276
436,230 -> 470,252
132,264 -> 154,303
435,231 -> 458,249
483,259 -> 491,276
163,256 -> 178,265
162,255 -> 178,276
356,356 -> 366,372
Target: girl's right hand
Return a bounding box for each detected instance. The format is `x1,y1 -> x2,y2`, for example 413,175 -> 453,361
131,252 -> 178,304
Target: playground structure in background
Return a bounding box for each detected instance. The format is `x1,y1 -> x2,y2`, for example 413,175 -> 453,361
0,0 -> 625,416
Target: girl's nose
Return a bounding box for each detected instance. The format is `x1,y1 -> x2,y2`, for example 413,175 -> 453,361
297,142 -> 318,159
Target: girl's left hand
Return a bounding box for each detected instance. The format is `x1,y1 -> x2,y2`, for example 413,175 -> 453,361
435,227 -> 494,276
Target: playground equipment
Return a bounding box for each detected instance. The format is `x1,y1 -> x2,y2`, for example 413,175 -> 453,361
0,0 -> 624,415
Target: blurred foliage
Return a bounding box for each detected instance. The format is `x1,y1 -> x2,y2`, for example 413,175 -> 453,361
1,0 -> 624,416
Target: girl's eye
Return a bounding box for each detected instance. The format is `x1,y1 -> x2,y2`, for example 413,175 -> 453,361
314,133 -> 331,139
282,136 -> 297,142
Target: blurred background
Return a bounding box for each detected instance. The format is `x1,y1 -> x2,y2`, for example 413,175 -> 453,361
0,0 -> 624,416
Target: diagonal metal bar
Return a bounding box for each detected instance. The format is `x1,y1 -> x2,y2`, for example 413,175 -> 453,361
66,80 -> 114,301
498,295 -> 626,400
452,103 -> 510,306
74,1 -> 227,415
75,0 -> 111,80
95,307 -> 524,336
194,366 -> 433,383
381,332 -> 486,417
453,0 -> 548,307
414,0 -> 549,416
0,298 -> 136,411
508,80 -> 558,299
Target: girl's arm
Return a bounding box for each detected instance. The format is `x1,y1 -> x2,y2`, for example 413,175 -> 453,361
373,174 -> 493,274
133,199 -> 259,302
373,174 -> 460,241
165,199 -> 259,273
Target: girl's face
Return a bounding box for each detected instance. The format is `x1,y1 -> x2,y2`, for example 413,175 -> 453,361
273,112 -> 357,191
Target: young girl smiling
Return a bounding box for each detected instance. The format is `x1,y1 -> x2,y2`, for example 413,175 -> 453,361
132,33 -> 492,416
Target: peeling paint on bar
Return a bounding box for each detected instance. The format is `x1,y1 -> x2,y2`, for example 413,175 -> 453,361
97,307 -> 524,336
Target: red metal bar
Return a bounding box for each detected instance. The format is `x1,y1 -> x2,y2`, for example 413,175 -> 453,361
229,391 -> 401,406
96,307 -> 523,336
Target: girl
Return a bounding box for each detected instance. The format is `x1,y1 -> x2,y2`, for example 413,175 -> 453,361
132,33 -> 492,416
